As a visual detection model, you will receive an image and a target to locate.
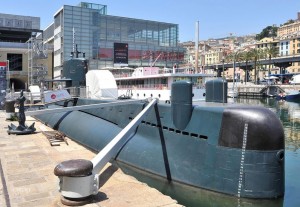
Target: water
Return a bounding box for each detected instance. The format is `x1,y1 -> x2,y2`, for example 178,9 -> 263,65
119,98 -> 300,207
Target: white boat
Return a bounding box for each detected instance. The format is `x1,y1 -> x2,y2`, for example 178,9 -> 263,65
112,67 -> 214,103
227,89 -> 238,98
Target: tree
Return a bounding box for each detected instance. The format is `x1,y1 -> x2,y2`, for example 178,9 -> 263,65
256,26 -> 278,40
264,46 -> 279,75
249,48 -> 262,84
240,50 -> 253,83
282,19 -> 295,26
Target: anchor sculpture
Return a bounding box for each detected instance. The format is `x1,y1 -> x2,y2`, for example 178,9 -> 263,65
7,90 -> 36,135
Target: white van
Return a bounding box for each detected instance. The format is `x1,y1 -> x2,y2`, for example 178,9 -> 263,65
289,74 -> 300,84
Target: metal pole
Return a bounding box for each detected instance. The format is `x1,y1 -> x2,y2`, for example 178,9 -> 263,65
6,60 -> 10,91
195,21 -> 199,73
222,58 -> 225,103
233,54 -> 236,90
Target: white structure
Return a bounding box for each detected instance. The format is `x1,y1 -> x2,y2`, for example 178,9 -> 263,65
86,70 -> 118,99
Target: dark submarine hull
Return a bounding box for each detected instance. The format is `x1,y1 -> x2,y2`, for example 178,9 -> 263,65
35,98 -> 285,199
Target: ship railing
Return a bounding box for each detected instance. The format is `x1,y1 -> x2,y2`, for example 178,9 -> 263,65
118,84 -> 168,90
112,68 -> 202,78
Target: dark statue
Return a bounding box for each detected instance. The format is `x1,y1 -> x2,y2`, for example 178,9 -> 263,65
18,90 -> 26,127
7,90 -> 36,135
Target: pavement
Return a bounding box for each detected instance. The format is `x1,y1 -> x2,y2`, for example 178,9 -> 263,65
0,111 -> 182,207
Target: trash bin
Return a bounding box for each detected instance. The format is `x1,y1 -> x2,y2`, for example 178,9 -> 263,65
5,100 -> 15,120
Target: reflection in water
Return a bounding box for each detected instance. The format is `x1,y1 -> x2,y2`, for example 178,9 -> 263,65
117,162 -> 283,207
118,98 -> 300,207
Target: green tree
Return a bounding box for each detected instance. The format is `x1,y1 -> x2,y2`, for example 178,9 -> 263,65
264,46 -> 279,75
249,48 -> 262,84
240,50 -> 253,83
282,19 -> 295,26
256,26 -> 278,40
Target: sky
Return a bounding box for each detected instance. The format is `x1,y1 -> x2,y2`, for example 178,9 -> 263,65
1,0 -> 299,42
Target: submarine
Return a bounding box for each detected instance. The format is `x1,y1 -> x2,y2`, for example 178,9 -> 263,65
33,77 -> 285,199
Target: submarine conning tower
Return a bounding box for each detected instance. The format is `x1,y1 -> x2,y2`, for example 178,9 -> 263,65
169,80 -> 285,198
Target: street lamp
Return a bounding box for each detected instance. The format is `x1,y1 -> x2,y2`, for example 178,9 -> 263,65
222,57 -> 225,80
222,57 -> 225,103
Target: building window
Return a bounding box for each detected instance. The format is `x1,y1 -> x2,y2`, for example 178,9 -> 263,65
5,19 -> 13,27
15,19 -> 23,28
24,21 -> 32,29
7,54 -> 22,71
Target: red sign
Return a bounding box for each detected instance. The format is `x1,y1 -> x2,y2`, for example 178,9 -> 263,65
0,62 -> 7,67
51,94 -> 56,99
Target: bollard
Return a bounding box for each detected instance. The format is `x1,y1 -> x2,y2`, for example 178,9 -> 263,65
5,99 -> 15,120
54,159 -> 99,206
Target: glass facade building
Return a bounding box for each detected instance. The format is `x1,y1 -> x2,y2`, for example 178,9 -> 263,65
53,2 -> 184,77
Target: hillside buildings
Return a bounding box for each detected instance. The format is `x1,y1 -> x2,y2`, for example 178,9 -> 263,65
277,12 -> 300,37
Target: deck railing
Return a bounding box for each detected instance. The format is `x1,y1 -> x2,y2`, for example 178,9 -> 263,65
118,84 -> 168,90
112,68 -> 201,78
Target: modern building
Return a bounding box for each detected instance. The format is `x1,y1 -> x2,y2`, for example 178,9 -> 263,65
46,2 -> 185,79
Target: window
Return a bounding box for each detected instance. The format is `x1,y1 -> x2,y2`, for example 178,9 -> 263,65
7,54 -> 22,71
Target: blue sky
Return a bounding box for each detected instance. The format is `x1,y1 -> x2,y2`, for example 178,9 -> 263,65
1,0 -> 299,41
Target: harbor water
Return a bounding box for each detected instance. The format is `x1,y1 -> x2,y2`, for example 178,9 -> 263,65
118,97 -> 300,207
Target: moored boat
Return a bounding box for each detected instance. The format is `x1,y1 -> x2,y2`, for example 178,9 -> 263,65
112,67 -> 214,102
277,90 -> 300,101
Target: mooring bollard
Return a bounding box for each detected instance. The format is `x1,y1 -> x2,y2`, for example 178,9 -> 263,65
5,99 -> 15,120
54,159 -> 99,206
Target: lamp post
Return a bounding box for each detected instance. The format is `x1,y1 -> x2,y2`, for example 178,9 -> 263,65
222,57 -> 225,80
222,57 -> 225,103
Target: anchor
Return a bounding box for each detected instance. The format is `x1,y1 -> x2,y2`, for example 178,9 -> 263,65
7,90 -> 36,135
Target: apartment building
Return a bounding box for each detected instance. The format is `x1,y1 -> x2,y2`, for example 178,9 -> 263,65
277,12 -> 300,37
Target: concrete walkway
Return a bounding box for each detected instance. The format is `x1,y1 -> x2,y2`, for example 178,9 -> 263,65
0,111 -> 182,207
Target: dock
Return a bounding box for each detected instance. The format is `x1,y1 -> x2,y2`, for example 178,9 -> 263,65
230,83 -> 300,97
0,111 -> 181,207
